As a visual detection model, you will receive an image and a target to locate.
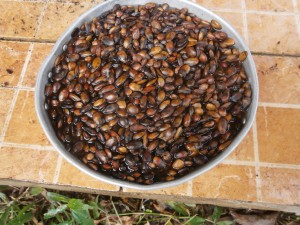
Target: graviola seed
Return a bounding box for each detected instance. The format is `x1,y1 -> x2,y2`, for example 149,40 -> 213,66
44,3 -> 252,185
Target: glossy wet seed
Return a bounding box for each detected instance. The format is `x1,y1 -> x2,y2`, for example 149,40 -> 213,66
45,3 -> 252,185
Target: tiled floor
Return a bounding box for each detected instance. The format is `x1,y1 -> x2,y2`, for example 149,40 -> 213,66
0,0 -> 299,210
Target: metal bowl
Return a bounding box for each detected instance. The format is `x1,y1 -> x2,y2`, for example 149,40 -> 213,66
35,0 -> 258,190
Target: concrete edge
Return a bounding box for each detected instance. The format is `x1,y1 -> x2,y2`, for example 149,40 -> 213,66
0,179 -> 299,213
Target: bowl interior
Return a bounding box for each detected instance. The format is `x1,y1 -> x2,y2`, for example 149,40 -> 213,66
35,0 -> 258,190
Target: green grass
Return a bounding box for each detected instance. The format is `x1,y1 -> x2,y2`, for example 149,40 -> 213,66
0,186 -> 299,225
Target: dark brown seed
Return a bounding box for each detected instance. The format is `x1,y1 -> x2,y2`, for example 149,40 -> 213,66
103,104 -> 118,114
178,64 -> 190,77
166,41 -> 174,54
44,84 -> 53,96
132,28 -> 140,40
172,159 -> 184,170
143,86 -> 155,93
148,140 -> 159,151
117,50 -> 127,63
102,36 -> 114,46
218,117 -> 228,134
80,92 -> 90,104
127,103 -> 139,115
239,51 -> 248,61
157,90 -> 166,102
184,58 -> 199,66
153,156 -> 166,168
93,99 -> 105,107
183,114 -> 191,127
211,19 -> 222,30
151,20 -> 161,29
161,106 -> 175,118
92,57 -> 101,70
161,68 -> 174,77
127,141 -> 143,150
129,83 -> 142,92
149,46 -> 162,56
104,92 -> 118,103
166,31 -> 176,41
130,124 -> 146,132
58,88 -> 68,102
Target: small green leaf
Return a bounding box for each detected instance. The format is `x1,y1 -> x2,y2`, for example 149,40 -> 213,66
44,204 -> 68,219
47,192 -> 70,203
57,220 -> 73,225
0,206 -> 10,225
71,209 -> 94,225
167,201 -> 189,216
185,215 -> 205,225
0,192 -> 8,203
88,201 -> 100,219
30,187 -> 45,196
212,206 -> 223,221
68,199 -> 94,225
68,199 -> 92,211
216,221 -> 234,225
7,204 -> 34,225
145,209 -> 152,213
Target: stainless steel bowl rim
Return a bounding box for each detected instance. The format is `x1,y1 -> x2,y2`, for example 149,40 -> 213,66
35,0 -> 259,190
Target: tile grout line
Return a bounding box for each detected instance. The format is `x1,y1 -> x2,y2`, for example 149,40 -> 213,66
33,0 -> 49,38
241,0 -> 249,45
0,87 -> 35,91
0,42 -> 33,142
1,142 -> 54,151
259,102 -> 300,109
52,155 -> 63,184
222,160 -> 300,170
0,88 -> 19,142
292,0 -> 300,37
252,120 -> 262,202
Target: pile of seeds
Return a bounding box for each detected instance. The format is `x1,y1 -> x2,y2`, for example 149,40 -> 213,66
44,3 -> 252,184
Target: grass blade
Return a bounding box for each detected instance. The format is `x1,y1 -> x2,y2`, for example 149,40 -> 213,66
166,201 -> 189,216
47,192 -> 70,203
0,206 -> 10,225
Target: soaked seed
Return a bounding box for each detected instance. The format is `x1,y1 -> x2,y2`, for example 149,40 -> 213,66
172,159 -> 184,170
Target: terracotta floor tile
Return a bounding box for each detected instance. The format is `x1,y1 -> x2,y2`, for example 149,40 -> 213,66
123,182 -> 189,196
213,12 -> 245,43
257,107 -> 300,164
0,2 -> 43,38
4,90 -> 50,146
245,0 -> 294,12
23,43 -> 54,88
195,0 -> 242,10
247,13 -> 300,54
36,2 -> 94,41
0,146 -> 58,183
254,55 -> 300,104
0,89 -> 15,135
260,167 -> 300,204
0,41 -> 29,87
192,164 -> 257,201
226,128 -> 254,161
58,158 -> 119,191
